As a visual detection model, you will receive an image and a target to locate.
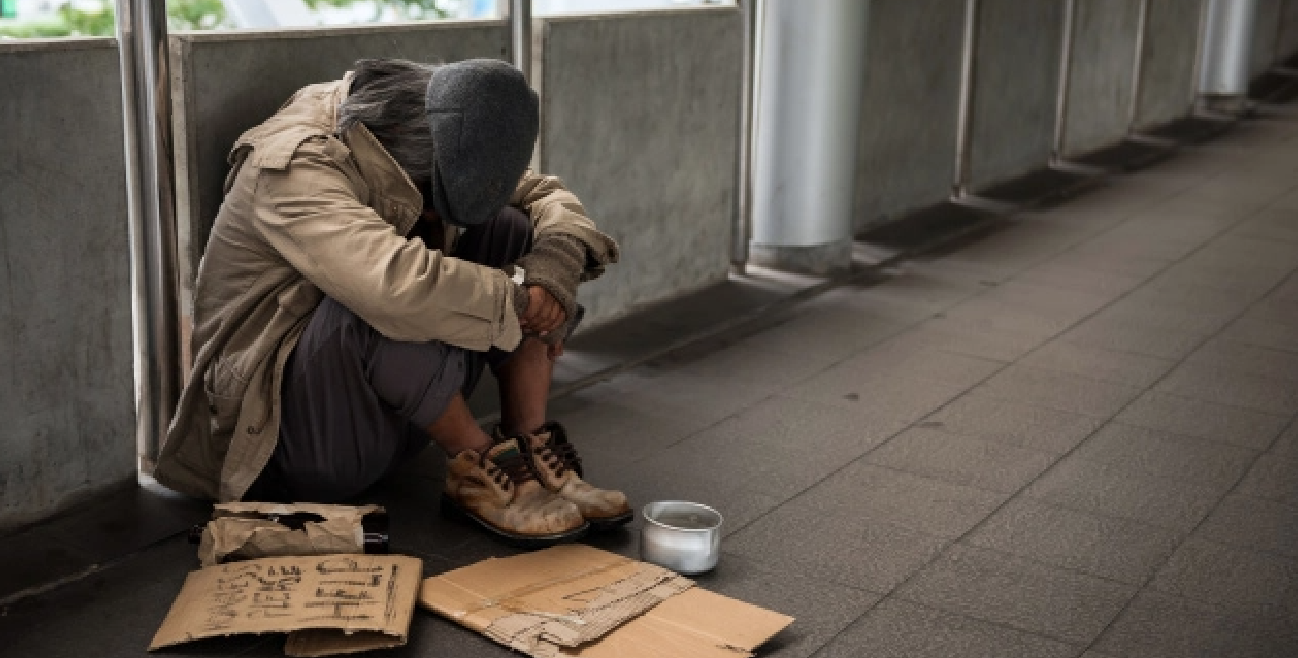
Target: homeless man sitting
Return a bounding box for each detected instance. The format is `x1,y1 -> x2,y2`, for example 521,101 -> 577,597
153,58 -> 629,547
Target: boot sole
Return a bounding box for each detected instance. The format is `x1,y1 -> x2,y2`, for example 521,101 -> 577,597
586,510 -> 634,532
440,494 -> 589,549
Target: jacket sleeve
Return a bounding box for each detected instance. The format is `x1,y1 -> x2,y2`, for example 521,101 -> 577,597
511,170 -> 619,282
251,138 -> 522,352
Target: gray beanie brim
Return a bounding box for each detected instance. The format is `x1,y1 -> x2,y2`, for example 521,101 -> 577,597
425,59 -> 539,227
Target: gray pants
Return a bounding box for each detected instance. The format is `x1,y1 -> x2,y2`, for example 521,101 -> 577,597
246,207 -> 533,502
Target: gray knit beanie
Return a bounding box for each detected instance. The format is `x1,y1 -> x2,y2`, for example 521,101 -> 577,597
425,59 -> 539,227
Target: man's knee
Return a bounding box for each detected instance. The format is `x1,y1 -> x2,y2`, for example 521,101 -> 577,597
455,205 -> 534,267
494,205 -> 531,236
288,297 -> 383,383
368,339 -> 468,427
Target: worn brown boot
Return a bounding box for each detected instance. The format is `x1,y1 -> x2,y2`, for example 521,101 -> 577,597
443,438 -> 588,548
500,422 -> 632,530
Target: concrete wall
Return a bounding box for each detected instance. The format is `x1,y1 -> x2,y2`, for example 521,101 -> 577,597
967,0 -> 1066,190
537,9 -> 743,327
169,21 -> 509,312
0,39 -> 137,532
852,0 -> 965,232
1061,0 -> 1143,156
1133,0 -> 1204,129
1278,0 -> 1298,60
1252,0 -> 1284,76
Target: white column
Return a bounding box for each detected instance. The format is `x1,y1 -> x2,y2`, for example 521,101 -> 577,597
750,0 -> 870,275
1199,0 -> 1259,98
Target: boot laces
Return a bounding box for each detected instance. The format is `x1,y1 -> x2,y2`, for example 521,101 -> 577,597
482,447 -> 536,490
536,424 -> 584,478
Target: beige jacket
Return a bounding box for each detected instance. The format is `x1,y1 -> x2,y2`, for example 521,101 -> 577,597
154,75 -> 617,502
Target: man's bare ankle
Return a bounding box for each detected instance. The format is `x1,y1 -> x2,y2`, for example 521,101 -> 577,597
499,419 -> 545,437
440,430 -> 493,456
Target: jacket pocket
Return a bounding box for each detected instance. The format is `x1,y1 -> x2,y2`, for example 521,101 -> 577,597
203,360 -> 246,436
277,282 -> 322,319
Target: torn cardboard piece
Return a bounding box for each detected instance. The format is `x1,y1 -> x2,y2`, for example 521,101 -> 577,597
559,587 -> 793,658
419,545 -> 692,657
197,502 -> 383,567
150,554 -> 422,657
418,545 -> 792,658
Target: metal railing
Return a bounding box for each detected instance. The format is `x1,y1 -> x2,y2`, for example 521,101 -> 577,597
731,0 -> 757,273
510,0 -> 532,81
114,0 -> 180,475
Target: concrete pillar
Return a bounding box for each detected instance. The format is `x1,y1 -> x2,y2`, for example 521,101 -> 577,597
1199,0 -> 1259,106
750,0 -> 869,276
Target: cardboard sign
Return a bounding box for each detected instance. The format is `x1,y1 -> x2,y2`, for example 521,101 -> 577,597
150,555 -> 422,657
419,545 -> 792,658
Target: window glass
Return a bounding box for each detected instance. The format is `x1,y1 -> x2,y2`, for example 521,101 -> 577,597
1,1 -> 115,38
0,0 -> 731,38
213,1 -> 496,29
535,0 -> 730,15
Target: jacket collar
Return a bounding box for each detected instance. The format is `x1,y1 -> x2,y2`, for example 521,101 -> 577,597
327,71 -> 350,128
340,122 -> 424,237
330,71 -> 422,237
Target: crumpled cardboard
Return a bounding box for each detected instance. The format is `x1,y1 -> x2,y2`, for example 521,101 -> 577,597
149,554 -> 422,657
557,587 -> 795,658
418,545 -> 792,658
196,503 -> 382,567
419,544 -> 691,656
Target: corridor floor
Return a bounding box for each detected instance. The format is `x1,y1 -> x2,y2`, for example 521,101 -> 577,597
4,109 -> 1298,657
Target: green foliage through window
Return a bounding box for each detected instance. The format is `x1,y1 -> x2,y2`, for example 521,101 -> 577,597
61,1 -> 115,34
302,0 -> 452,21
0,0 -> 232,38
0,0 -> 461,38
0,1 -> 113,38
167,0 -> 229,30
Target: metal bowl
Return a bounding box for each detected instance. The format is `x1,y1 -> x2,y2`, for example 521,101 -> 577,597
640,501 -> 724,575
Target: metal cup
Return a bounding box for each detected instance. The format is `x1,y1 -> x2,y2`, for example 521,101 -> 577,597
640,501 -> 723,575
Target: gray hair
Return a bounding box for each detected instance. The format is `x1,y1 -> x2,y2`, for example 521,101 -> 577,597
338,58 -> 439,193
